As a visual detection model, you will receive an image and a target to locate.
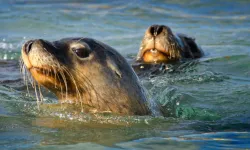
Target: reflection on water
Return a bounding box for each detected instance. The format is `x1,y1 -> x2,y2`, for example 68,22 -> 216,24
1,0 -> 250,149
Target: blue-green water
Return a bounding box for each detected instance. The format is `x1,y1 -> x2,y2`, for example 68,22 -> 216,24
1,0 -> 250,149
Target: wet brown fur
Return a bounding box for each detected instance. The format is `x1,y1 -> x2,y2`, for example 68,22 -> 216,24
21,38 -> 151,116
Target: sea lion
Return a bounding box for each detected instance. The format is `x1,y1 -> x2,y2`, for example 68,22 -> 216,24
136,25 -> 203,64
21,38 -> 151,116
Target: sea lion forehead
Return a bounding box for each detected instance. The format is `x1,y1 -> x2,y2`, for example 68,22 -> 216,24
56,37 -> 101,51
56,38 -> 88,47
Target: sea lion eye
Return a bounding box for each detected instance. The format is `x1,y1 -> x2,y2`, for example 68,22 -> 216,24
72,48 -> 90,58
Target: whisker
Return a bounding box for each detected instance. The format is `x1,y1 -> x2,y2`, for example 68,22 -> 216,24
23,65 -> 32,97
76,37 -> 85,44
38,84 -> 44,103
19,58 -> 32,97
59,68 -> 68,100
25,71 -> 31,97
62,67 -> 83,111
33,81 -> 41,110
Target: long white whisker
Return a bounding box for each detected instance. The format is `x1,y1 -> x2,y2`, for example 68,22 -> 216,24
33,81 -> 40,110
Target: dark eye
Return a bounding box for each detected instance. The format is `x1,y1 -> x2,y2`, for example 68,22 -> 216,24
72,48 -> 90,58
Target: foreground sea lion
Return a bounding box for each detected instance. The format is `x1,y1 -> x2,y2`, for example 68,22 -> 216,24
21,38 -> 151,116
136,25 -> 203,64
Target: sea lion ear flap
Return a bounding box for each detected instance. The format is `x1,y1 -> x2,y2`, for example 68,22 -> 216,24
106,58 -> 122,78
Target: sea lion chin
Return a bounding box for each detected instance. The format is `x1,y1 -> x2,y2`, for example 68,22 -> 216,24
136,25 -> 204,64
21,38 -> 151,116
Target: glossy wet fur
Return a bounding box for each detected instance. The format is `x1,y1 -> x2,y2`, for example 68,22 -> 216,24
21,38 -> 151,115
136,25 -> 203,64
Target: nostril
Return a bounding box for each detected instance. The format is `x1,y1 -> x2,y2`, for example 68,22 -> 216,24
25,40 -> 33,54
157,26 -> 164,35
149,25 -> 157,36
149,25 -> 164,37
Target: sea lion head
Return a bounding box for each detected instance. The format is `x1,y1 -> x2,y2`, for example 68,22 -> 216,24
136,25 -> 183,63
21,38 -> 150,115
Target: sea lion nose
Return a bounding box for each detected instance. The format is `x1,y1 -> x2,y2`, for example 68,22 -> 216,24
24,40 -> 34,54
149,25 -> 164,37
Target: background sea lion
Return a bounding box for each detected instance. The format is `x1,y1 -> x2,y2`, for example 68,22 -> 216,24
21,38 -> 151,116
136,25 -> 204,64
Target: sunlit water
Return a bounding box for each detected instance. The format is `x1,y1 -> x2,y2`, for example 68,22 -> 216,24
1,0 -> 250,149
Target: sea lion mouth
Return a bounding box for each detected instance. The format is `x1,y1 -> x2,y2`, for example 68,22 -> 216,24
143,48 -> 168,55
28,65 -> 69,90
142,48 -> 173,63
30,66 -> 57,77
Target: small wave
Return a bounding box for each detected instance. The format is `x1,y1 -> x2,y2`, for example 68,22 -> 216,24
145,70 -> 228,85
146,4 -> 250,21
176,71 -> 228,83
9,98 -> 168,126
163,132 -> 250,149
174,13 -> 249,20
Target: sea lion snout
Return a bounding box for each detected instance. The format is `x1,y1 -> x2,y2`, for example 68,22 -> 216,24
22,39 -> 65,73
148,25 -> 165,37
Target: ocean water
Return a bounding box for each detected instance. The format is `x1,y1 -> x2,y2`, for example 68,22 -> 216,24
1,0 -> 250,149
